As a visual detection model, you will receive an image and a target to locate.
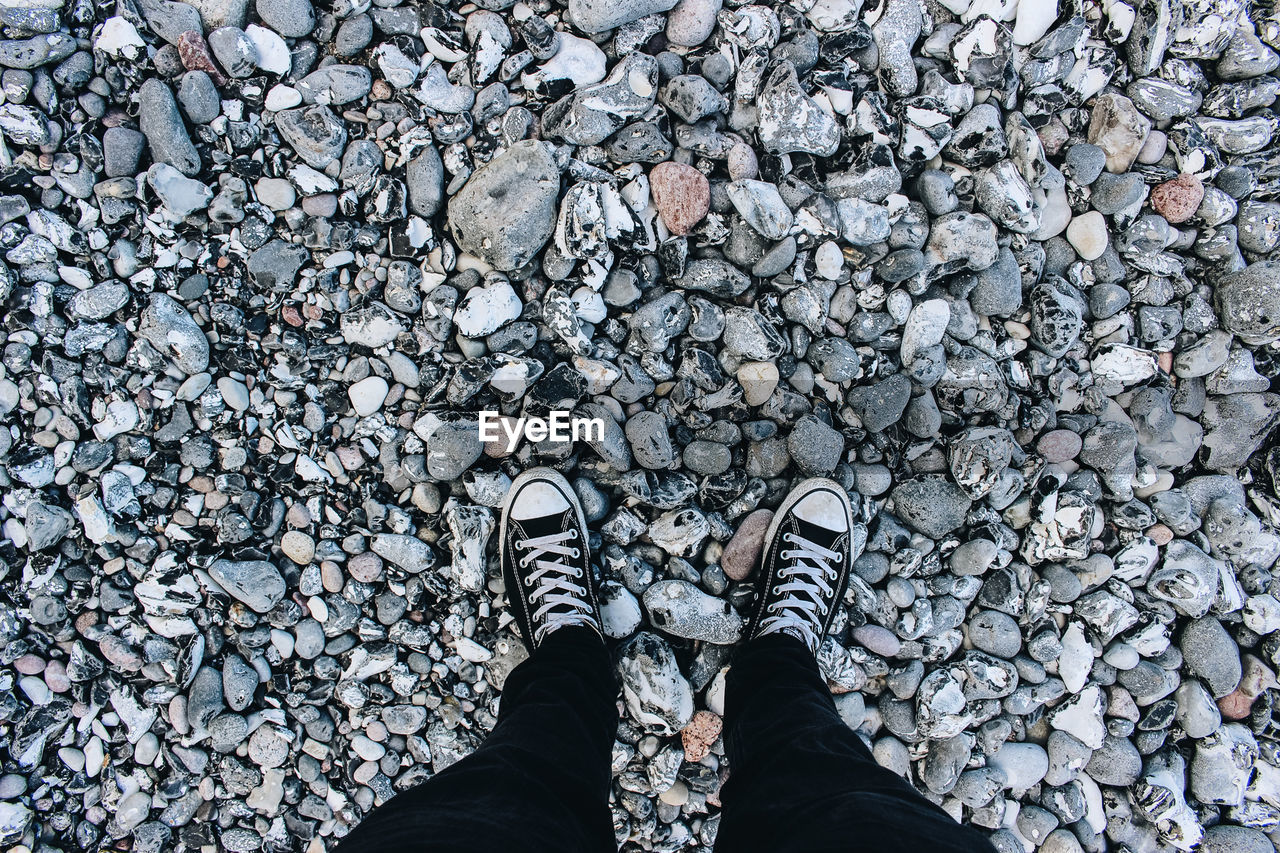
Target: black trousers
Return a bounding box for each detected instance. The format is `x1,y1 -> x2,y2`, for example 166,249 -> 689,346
337,628 -> 995,853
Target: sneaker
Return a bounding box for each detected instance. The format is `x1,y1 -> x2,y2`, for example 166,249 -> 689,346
499,468 -> 601,648
744,478 -> 856,654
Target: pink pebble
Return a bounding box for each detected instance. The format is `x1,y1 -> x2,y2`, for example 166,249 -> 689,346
720,509 -> 774,581
13,654 -> 44,675
44,660 -> 70,693
1036,429 -> 1082,464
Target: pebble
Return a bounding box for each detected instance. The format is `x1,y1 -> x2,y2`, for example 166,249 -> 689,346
569,0 -> 679,33
600,581 -> 643,638
448,140 -> 560,270
255,0 -> 314,38
649,162 -> 709,236
208,560 -> 286,613
618,633 -> 694,736
1217,261 -> 1280,345
1150,174 -> 1204,224
453,279 -> 522,338
891,477 -> 972,538
1087,92 -> 1151,173
1065,210 -> 1109,260
642,580 -> 743,643
348,376 -> 389,417
138,78 -> 200,176
275,105 -> 348,168
1181,616 -> 1243,698
666,0 -> 721,46
681,711 -> 722,762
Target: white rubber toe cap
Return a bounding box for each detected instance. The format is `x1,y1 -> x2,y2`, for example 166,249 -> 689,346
791,488 -> 850,531
508,480 -> 571,520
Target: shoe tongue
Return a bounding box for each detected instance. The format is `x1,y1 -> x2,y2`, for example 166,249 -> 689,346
789,516 -> 841,552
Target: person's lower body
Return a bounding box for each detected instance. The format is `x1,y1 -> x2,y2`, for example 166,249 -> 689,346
715,632 -> 995,853
335,626 -> 618,853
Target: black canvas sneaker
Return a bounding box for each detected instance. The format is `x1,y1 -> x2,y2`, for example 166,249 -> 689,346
499,468 -> 601,648
744,478 -> 856,654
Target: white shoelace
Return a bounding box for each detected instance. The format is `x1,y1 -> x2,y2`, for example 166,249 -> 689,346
516,529 -> 598,642
758,531 -> 843,652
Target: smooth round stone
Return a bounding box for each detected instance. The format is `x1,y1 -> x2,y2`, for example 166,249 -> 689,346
886,576 -> 916,607
1199,824 -> 1273,853
256,0 -> 316,38
968,610 -> 1022,657
0,775 -> 27,798
1181,616 -> 1243,697
852,624 -> 901,657
19,676 -> 50,704
1102,643 -> 1140,670
989,742 -> 1049,791
115,792 -> 152,831
13,654 -> 44,675
302,193 -> 337,217
348,551 -> 383,582
665,0 -> 721,46
134,732 -> 160,765
217,377 -> 250,411
264,84 -> 302,111
873,737 -> 912,776
294,619 -> 326,659
683,440 -> 731,475
720,509 -> 773,581
1136,130 -> 1167,164
348,375 -> 389,416
351,734 -> 386,761
44,660 -> 70,692
281,530 -> 316,564
320,561 -> 344,592
727,140 -> 758,181
53,747 -> 81,773
255,177 -> 296,210
658,780 -> 690,806
737,361 -> 779,406
1063,143 -> 1106,185
1065,210 -> 1108,260
1036,429 -> 1082,463
248,725 -> 290,767
834,692 -> 865,728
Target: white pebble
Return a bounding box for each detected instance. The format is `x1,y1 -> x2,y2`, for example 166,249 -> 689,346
348,375 -> 389,416
1065,210 -> 1108,261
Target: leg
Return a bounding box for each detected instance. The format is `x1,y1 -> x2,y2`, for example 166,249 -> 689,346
714,633 -> 994,853
337,626 -> 618,853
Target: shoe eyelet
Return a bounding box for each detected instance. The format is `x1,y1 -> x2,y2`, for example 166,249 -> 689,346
772,585 -> 781,595
834,553 -> 844,564
570,548 -> 580,558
